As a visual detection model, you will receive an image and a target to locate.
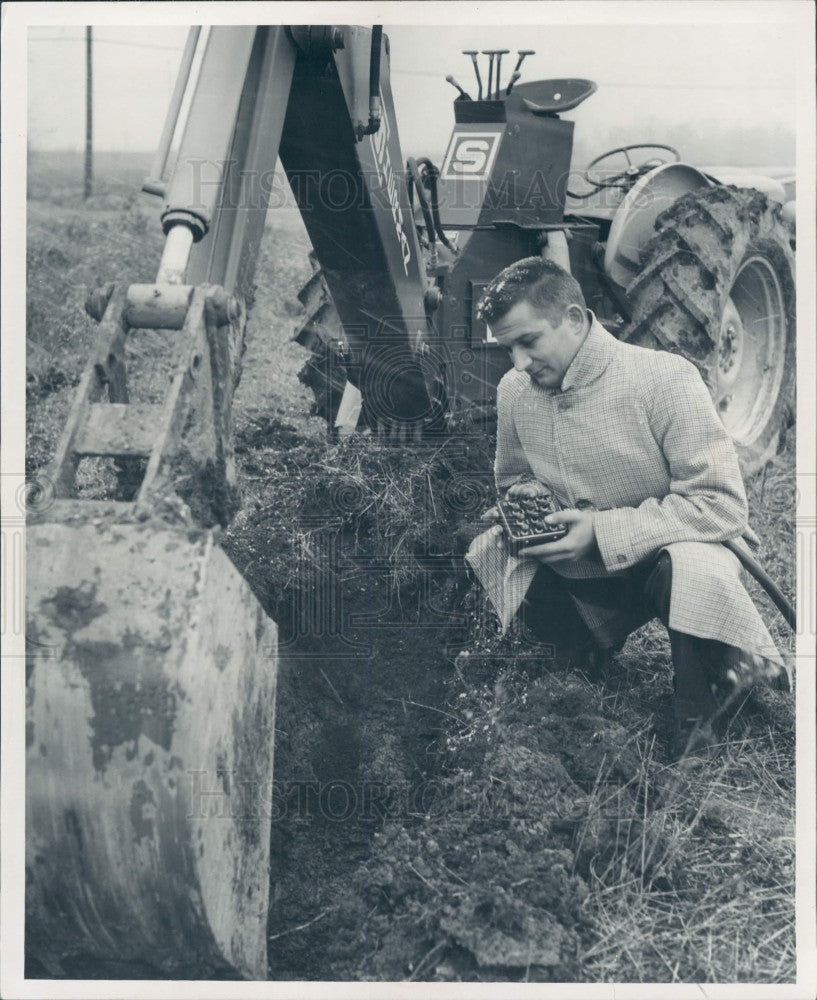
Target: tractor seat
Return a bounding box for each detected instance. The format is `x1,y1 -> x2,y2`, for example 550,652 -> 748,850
516,78 -> 597,115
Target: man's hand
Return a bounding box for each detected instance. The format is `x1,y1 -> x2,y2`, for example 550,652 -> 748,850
479,505 -> 501,525
518,508 -> 597,563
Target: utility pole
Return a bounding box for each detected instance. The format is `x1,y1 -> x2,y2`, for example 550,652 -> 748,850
84,27 -> 93,199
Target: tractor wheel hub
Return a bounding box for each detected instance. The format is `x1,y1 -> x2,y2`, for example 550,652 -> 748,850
717,296 -> 745,385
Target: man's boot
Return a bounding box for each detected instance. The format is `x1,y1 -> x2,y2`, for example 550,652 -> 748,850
672,716 -> 720,762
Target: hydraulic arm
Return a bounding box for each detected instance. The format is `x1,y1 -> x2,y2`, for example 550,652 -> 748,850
157,25 -> 436,429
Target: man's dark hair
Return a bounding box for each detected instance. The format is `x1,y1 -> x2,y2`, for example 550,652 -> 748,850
477,256 -> 586,327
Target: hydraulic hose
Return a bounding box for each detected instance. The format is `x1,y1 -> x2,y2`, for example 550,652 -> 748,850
723,538 -> 796,632
407,157 -> 436,246
358,26 -> 383,138
414,157 -> 456,252
369,26 -> 382,116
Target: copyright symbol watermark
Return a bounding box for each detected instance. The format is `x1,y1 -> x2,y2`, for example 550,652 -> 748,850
19,473 -> 56,515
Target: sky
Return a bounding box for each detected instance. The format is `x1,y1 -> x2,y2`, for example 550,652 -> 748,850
27,16 -> 799,166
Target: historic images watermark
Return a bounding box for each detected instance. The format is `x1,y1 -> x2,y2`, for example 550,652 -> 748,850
2,472 -> 57,660
9,471 -> 810,668
186,770 -> 617,825
185,157 -> 667,217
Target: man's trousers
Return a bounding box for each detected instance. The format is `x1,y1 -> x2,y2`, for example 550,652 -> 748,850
519,552 -> 740,722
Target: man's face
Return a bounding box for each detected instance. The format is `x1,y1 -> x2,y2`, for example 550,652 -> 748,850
489,299 -> 587,389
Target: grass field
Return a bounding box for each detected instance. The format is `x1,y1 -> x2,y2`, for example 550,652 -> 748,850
25,153 -> 796,983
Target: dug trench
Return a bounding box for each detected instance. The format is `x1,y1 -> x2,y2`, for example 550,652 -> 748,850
222,414 -> 594,982
262,587 -> 605,984
222,412 -> 796,983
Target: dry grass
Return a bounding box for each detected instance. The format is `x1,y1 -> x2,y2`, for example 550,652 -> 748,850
575,437 -> 796,982
225,428 -> 493,622
436,627 -> 795,983
422,430 -> 796,983
574,731 -> 794,981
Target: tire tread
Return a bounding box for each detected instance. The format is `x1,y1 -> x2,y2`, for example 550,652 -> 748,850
623,185 -> 795,473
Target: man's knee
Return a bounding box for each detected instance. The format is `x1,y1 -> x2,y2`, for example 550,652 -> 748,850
521,565 -> 592,649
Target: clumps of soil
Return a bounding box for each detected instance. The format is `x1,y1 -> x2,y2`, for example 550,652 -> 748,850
236,415 -> 308,454
223,417 -> 496,624
225,418 -> 601,979
170,453 -> 240,528
26,367 -> 75,404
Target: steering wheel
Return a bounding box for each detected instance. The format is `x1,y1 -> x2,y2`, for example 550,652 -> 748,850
583,143 -> 681,190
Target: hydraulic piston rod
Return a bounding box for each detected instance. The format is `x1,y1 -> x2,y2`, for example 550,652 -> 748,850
157,224 -> 195,285
482,50 -> 495,100
493,50 -> 509,99
143,26 -> 202,197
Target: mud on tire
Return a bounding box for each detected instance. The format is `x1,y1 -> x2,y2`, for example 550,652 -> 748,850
295,258 -> 448,440
297,342 -> 353,433
623,185 -> 795,474
294,256 -> 361,435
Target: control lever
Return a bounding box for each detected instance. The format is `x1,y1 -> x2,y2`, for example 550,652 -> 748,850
481,50 -> 496,101
493,50 -> 510,98
505,71 -> 521,95
445,75 -> 472,100
462,50 -> 483,100
512,49 -> 535,78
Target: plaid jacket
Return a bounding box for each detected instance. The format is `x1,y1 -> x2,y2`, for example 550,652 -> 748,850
467,315 -> 782,664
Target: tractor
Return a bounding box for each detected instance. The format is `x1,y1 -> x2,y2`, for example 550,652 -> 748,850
25,25 -> 795,978
295,48 -> 795,474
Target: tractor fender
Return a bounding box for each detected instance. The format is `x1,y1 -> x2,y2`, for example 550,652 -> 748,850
604,162 -> 712,288
781,199 -> 796,231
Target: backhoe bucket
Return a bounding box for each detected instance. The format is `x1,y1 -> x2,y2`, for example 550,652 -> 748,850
26,514 -> 277,979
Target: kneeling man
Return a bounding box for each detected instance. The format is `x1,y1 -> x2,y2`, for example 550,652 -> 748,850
470,257 -> 786,760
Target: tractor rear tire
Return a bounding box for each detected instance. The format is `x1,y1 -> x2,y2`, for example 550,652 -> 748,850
623,185 -> 795,475
294,258 -> 448,441
294,257 -> 359,435
297,341 -> 351,435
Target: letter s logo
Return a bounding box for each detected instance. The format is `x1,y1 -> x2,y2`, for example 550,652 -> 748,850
451,139 -> 490,174
442,132 -> 501,180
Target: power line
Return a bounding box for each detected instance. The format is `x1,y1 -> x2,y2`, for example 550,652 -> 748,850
390,68 -> 791,91
29,35 -> 184,52
85,27 -> 92,199
28,37 -> 792,91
